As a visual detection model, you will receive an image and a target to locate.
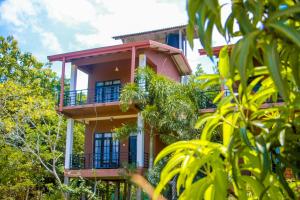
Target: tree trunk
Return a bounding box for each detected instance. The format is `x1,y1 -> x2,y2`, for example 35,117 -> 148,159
25,187 -> 30,200
127,183 -> 132,200
124,181 -> 128,200
106,181 -> 109,200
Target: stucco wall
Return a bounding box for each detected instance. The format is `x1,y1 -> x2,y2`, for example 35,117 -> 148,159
145,50 -> 181,82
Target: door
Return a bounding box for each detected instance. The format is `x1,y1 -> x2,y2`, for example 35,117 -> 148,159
95,80 -> 121,103
94,133 -> 119,168
128,136 -> 137,165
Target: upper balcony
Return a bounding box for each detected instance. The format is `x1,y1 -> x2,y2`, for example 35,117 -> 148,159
60,85 -> 121,107
48,40 -> 192,121
198,89 -> 284,113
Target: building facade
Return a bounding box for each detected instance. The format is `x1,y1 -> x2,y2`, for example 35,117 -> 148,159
48,26 -> 191,199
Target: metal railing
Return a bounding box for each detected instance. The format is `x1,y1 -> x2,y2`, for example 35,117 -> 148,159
70,152 -> 149,169
197,89 -> 230,109
198,89 -> 284,109
57,85 -> 121,106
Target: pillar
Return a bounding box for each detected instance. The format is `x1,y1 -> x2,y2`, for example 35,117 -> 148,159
136,54 -> 146,200
179,29 -> 182,51
136,54 -> 146,168
64,63 -> 76,187
59,58 -> 66,111
114,182 -> 120,200
70,64 -> 77,105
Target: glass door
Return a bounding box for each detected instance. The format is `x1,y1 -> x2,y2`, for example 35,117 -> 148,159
94,133 -> 119,168
95,80 -> 121,103
129,136 -> 137,165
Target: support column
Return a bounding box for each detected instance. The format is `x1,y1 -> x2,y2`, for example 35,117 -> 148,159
64,63 -> 76,188
136,113 -> 144,168
70,64 -> 77,105
114,182 -> 120,200
59,58 -> 66,112
64,119 -> 74,170
130,46 -> 136,83
136,54 -> 146,200
136,54 -> 146,168
179,29 -> 183,51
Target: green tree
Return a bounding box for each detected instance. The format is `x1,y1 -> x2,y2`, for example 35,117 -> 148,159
117,68 -> 201,168
0,36 -> 85,199
154,0 -> 300,199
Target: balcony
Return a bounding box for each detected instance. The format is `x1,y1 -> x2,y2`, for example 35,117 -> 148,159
70,152 -> 149,170
198,89 -> 284,110
58,84 -> 121,107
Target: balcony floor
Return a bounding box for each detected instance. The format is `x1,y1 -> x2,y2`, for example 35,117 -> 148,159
64,168 -> 146,179
60,102 -> 138,120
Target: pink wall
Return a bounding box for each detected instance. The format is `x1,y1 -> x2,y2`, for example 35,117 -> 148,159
145,50 -> 181,82
88,59 -> 131,89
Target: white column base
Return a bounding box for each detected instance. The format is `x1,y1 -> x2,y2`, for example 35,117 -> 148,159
137,113 -> 144,167
136,187 -> 142,200
65,119 -> 74,169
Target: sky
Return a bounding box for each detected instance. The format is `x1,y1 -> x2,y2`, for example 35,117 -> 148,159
0,0 -> 229,89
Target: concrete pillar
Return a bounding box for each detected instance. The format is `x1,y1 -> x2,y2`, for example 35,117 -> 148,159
70,64 -> 77,105
136,188 -> 142,200
137,54 -> 146,168
179,29 -> 183,51
115,182 -> 120,200
64,64 -> 76,190
64,119 -> 74,170
136,113 -> 144,168
136,54 -> 146,200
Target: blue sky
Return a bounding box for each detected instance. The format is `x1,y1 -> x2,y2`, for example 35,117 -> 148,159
0,0 -> 227,89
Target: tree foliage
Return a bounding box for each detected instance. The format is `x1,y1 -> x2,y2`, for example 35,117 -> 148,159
119,67 -> 201,144
0,36 -> 85,199
154,0 -> 300,199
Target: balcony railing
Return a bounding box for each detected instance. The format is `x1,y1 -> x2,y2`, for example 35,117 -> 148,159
57,85 -> 121,106
198,89 -> 230,109
198,89 -> 284,109
70,152 -> 149,169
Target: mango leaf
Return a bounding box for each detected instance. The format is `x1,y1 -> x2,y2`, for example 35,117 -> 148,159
223,113 -> 239,146
268,4 -> 300,21
204,185 -> 215,200
255,136 -> 270,182
240,176 -> 265,198
268,22 -> 300,48
218,46 -> 230,79
263,40 -> 289,102
240,127 -> 255,150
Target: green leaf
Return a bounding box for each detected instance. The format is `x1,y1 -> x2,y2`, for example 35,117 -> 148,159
240,176 -> 264,197
240,127 -> 255,150
268,4 -> 300,21
223,113 -> 239,146
268,22 -> 300,48
255,136 -> 270,181
204,184 -> 215,200
263,40 -> 289,102
218,46 -> 230,79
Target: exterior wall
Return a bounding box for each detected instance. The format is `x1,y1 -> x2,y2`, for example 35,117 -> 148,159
145,50 -> 181,82
154,134 -> 165,156
84,118 -> 137,164
88,59 -> 131,89
84,118 -> 164,165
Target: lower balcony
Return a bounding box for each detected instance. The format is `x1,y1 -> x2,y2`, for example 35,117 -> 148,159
69,152 -> 149,170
